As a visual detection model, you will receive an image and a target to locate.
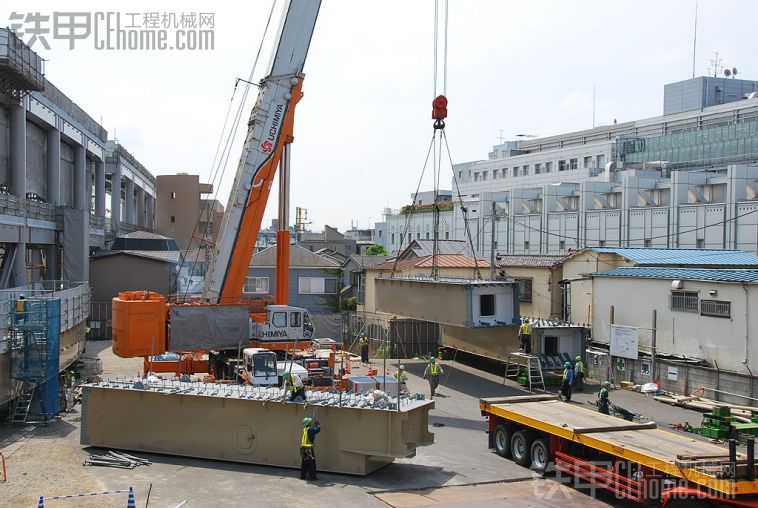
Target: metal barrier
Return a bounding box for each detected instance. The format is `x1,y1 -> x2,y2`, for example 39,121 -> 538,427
0,281 -> 90,333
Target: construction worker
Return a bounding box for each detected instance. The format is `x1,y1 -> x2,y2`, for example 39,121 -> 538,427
359,334 -> 369,364
299,417 -> 321,481
393,364 -> 409,394
598,381 -> 611,415
517,318 -> 531,354
15,294 -> 27,325
559,361 -> 573,402
573,355 -> 585,392
423,356 -> 443,398
283,370 -> 306,402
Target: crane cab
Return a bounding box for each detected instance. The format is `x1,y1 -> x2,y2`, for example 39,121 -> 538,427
254,305 -> 314,344
241,348 -> 278,385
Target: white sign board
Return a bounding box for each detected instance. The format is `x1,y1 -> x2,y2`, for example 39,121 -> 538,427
610,325 -> 639,360
668,366 -> 678,381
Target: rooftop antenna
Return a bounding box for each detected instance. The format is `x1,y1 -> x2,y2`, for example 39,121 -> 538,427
707,51 -> 723,78
497,129 -> 505,144
592,84 -> 596,128
691,2 -> 698,78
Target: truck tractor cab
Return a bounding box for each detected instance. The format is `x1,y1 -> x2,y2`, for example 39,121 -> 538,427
255,305 -> 314,344
241,348 -> 278,385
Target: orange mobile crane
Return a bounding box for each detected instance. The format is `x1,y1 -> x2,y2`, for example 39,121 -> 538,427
111,0 -> 323,379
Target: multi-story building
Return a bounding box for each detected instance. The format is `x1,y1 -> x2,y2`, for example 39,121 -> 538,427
380,76 -> 758,257
155,173 -> 224,251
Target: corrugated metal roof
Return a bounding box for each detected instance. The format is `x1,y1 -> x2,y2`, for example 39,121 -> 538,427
591,267 -> 758,283
497,254 -> 566,268
591,247 -> 758,267
120,230 -> 171,240
369,254 -> 489,271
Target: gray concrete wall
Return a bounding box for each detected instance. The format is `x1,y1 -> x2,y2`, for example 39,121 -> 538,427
60,142 -> 74,207
26,120 -> 47,199
90,254 -> 172,302
0,106 -> 9,186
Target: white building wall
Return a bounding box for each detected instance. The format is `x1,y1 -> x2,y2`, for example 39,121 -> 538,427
592,276 -> 757,374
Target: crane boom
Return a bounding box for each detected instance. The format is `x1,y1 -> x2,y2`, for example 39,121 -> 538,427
203,0 -> 321,304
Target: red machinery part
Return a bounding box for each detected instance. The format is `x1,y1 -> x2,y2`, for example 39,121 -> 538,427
432,95 -> 448,120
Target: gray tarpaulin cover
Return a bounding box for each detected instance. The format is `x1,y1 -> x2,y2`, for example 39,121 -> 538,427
170,305 -> 250,350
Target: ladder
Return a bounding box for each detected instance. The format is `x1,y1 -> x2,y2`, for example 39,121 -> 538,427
502,353 -> 546,393
9,383 -> 34,424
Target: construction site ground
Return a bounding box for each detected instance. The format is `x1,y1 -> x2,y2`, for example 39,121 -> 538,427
0,342 -> 716,507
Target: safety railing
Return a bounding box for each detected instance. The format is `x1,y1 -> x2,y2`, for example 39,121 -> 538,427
0,281 -> 90,333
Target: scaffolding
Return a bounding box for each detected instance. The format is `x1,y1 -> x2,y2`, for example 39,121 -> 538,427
5,297 -> 61,423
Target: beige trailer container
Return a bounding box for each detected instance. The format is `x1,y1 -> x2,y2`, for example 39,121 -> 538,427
80,382 -> 434,475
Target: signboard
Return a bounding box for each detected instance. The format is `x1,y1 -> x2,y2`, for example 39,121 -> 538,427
641,362 -> 651,377
610,325 -> 639,360
668,366 -> 678,381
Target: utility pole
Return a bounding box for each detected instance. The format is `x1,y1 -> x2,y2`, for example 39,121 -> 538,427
651,309 -> 657,382
490,200 -> 497,280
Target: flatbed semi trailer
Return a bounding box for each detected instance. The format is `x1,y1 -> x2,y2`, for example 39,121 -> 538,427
480,395 -> 758,507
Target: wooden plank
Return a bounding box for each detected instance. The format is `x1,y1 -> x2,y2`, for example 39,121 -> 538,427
573,422 -> 657,434
481,394 -> 556,405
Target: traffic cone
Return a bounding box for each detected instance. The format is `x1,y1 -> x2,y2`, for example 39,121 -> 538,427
344,354 -> 351,375
38,496 -> 44,508
126,486 -> 136,508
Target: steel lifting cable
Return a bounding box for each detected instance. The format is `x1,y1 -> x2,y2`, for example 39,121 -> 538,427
179,0 -> 279,300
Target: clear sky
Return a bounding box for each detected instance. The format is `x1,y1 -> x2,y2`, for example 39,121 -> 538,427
6,0 -> 757,233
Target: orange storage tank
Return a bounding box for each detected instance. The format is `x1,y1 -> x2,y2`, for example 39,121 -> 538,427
112,291 -> 168,358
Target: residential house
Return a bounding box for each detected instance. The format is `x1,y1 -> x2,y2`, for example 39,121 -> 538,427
245,244 -> 342,313
496,254 -> 566,319
300,225 -> 357,257
590,267 -> 758,376
562,247 -> 758,325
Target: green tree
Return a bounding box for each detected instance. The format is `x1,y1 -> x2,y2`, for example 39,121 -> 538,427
366,243 -> 389,256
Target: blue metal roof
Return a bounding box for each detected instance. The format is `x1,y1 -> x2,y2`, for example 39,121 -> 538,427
591,267 -> 758,283
591,247 -> 758,267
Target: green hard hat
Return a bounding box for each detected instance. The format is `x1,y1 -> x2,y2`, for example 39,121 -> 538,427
575,356 -> 581,361
603,381 -> 611,387
303,417 -> 312,426
282,370 -> 290,377
430,356 -> 436,363
564,361 -> 571,367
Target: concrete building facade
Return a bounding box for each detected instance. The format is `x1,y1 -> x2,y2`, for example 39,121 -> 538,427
155,173 -> 223,251
104,141 -> 157,239
379,78 -> 758,259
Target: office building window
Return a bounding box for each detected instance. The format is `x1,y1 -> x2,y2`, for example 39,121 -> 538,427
670,290 -> 698,312
545,162 -> 553,173
523,164 -> 530,175
524,240 -> 530,251
513,166 -> 519,177
458,171 -> 462,179
534,163 -> 542,174
583,156 -> 592,168
299,277 -> 338,295
558,160 -> 568,171
482,171 -> 488,181
559,240 -> 566,250
170,216 -> 175,223
597,154 -> 606,168
445,231 -> 449,239
493,169 -> 499,179
474,172 -> 480,182
170,192 -> 176,199
569,158 -> 578,170
391,233 -> 395,244
244,277 -> 269,294
426,232 -> 430,239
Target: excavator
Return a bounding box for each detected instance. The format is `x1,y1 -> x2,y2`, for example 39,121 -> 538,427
111,0 -> 325,382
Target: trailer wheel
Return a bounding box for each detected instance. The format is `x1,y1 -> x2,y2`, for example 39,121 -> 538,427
510,430 -> 533,467
493,424 -> 511,458
530,438 -> 551,475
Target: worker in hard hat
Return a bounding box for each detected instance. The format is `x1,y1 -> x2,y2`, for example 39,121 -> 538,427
517,318 -> 531,354
283,370 -> 306,402
15,294 -> 27,325
573,355 -> 585,392
300,417 -> 321,481
423,356 -> 443,399
558,361 -> 573,402
359,334 -> 369,364
598,381 -> 611,415
393,364 -> 408,394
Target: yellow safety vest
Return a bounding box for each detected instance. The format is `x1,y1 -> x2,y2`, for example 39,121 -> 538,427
301,427 -> 313,448
519,323 -> 529,335
576,361 -> 584,373
562,369 -> 569,381
16,300 -> 25,312
289,374 -> 297,393
430,363 -> 439,375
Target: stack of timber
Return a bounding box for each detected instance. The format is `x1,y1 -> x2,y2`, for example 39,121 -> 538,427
655,393 -> 758,424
